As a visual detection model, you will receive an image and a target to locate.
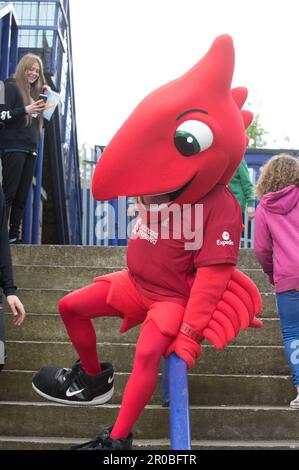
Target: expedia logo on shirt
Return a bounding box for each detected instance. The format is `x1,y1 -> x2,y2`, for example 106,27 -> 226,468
132,218 -> 158,245
217,231 -> 234,246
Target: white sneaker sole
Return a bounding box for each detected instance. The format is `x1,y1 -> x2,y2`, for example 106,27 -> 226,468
32,383 -> 114,406
290,402 -> 299,409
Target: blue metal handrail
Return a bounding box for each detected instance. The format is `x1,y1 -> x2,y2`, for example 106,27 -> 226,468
0,4 -> 18,80
163,354 -> 192,450
23,131 -> 46,244
0,2 -> 17,19
32,129 -> 45,243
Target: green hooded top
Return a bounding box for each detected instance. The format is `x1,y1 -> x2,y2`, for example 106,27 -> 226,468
229,158 -> 255,212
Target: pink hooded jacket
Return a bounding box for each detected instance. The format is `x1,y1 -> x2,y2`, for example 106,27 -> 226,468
254,185 -> 299,293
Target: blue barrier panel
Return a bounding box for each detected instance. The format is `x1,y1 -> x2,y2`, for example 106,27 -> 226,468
169,353 -> 191,450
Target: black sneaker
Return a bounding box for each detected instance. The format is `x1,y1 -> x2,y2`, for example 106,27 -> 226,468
32,360 -> 114,405
72,427 -> 133,450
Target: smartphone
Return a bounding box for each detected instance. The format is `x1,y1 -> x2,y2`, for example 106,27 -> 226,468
38,94 -> 48,103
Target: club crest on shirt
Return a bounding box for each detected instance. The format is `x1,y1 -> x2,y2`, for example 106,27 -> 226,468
132,218 -> 158,245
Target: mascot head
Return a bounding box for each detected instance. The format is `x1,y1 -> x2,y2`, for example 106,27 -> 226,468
92,35 -> 253,210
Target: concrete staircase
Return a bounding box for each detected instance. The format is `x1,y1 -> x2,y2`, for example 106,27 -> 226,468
0,246 -> 299,450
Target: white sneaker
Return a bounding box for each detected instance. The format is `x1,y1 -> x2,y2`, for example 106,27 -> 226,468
290,395 -> 299,409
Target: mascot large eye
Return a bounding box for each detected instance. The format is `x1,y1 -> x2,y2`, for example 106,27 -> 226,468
174,120 -> 213,157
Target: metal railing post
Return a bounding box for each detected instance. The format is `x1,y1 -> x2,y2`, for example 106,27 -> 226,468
82,160 -> 88,245
32,130 -> 45,244
169,353 -> 191,450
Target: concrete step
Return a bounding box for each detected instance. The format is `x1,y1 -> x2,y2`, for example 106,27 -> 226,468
13,266 -> 117,290
1,402 -> 299,440
0,370 -> 294,407
3,289 -> 277,317
11,245 -> 127,268
260,293 -> 277,318
242,269 -> 273,292
4,314 -> 283,346
5,342 -> 289,375
4,314 -> 139,344
0,436 -> 171,450
3,288 -> 69,314
10,245 -> 262,270
1,436 -> 299,450
12,265 -> 273,292
3,246 -> 288,450
237,250 -> 266,270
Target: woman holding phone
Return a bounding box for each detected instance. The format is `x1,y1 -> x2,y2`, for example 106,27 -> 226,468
0,53 -> 49,244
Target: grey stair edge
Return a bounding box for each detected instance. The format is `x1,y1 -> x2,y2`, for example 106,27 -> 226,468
0,402 -> 296,410
10,246 -> 126,250
1,436 -> 299,448
2,370 -> 291,379
0,435 -> 169,445
12,264 -> 263,273
14,288 -> 71,291
5,340 -> 286,349
7,286 -> 275,297
9,287 -> 276,295
13,264 -> 127,269
11,246 -> 124,252
5,340 -> 135,346
4,313 -> 279,320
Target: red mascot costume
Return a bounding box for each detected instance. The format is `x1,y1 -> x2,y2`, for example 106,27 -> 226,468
32,35 -> 262,450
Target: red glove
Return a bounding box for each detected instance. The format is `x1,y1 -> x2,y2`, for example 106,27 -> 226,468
165,328 -> 202,369
165,265 -> 263,367
203,268 -> 263,349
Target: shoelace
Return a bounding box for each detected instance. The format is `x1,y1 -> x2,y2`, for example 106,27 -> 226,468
59,362 -> 82,385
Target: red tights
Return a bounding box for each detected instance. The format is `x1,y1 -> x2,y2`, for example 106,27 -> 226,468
58,281 -> 172,439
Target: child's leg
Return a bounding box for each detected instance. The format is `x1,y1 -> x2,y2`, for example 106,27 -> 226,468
111,320 -> 172,439
276,290 -> 299,389
58,281 -> 122,376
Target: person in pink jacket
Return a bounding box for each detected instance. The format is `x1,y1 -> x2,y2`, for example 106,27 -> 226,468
254,153 -> 299,408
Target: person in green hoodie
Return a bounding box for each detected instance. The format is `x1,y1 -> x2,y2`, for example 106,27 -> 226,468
230,158 -> 255,220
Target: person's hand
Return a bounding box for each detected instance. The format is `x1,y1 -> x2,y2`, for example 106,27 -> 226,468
165,332 -> 202,369
6,295 -> 26,326
42,85 -> 51,93
247,207 -> 255,220
25,101 -> 47,115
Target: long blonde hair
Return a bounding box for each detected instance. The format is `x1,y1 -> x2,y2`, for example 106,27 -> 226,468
15,53 -> 46,126
255,153 -> 299,199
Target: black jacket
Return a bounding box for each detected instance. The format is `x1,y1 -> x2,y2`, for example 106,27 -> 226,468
0,185 -> 17,299
0,79 -> 39,153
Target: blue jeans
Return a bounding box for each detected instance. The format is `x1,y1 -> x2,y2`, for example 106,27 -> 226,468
276,290 -> 299,386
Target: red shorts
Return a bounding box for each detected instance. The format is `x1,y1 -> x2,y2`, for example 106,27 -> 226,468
93,270 -> 185,338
